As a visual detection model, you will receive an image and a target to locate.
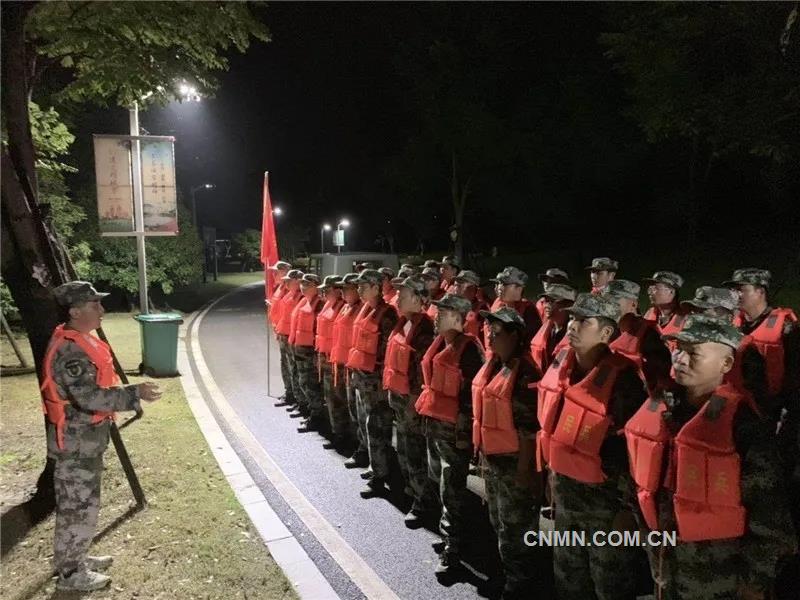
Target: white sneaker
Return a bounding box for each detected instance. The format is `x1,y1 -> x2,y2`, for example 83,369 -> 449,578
56,569 -> 111,591
86,555 -> 114,571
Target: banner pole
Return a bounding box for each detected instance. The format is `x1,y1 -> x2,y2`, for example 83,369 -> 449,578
266,303 -> 272,398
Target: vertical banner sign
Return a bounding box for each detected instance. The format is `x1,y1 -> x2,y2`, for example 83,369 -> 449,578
140,139 -> 178,235
93,136 -> 135,235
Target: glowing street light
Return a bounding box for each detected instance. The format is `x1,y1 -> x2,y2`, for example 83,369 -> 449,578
321,223 -> 332,254
178,81 -> 201,102
336,219 -> 350,253
273,206 -> 283,216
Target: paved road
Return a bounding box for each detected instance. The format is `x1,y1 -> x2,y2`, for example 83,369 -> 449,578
197,283 -> 505,600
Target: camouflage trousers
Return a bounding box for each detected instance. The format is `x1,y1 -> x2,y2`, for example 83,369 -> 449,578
429,437 -> 471,554
53,456 -> 103,574
321,359 -> 351,436
388,392 -> 437,510
346,370 -> 368,458
292,345 -> 326,419
483,454 -> 543,593
352,370 -> 394,478
649,539 -> 738,600
277,335 -> 297,405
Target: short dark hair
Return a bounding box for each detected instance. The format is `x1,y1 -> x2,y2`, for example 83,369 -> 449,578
595,316 -> 619,341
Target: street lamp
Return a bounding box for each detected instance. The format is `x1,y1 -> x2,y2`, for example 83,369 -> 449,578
190,183 -> 214,229
178,82 -> 202,102
336,219 -> 350,253
273,206 -> 283,216
321,223 -> 332,254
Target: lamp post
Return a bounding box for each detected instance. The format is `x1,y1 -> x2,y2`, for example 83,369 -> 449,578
190,183 -> 214,229
321,223 -> 331,254
336,219 -> 350,253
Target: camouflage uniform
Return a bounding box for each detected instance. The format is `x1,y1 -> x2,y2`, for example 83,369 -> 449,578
277,335 -> 297,406
294,344 -> 325,420
322,359 -> 349,436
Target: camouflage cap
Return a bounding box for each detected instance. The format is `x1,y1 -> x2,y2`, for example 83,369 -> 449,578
267,260 -> 292,271
663,314 -> 743,350
565,293 -> 622,323
480,306 -> 526,330
354,269 -> 383,285
282,269 -> 304,281
454,270 -> 481,286
393,275 -> 427,295
585,257 -> 619,272
538,268 -> 570,284
604,279 -> 641,300
642,271 -> 684,290
356,262 -> 371,271
378,266 -> 395,278
423,259 -> 440,269
490,266 -> 529,286
53,281 -> 109,307
433,293 -> 473,315
681,286 -> 739,312
721,268 -> 771,289
301,273 -> 321,285
338,272 -> 360,286
440,255 -> 460,268
319,275 -> 342,290
400,263 -> 420,274
539,283 -> 577,303
421,267 -> 441,282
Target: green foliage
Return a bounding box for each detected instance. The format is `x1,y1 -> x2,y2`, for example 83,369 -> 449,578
232,229 -> 262,271
0,279 -> 19,320
27,1 -> 270,108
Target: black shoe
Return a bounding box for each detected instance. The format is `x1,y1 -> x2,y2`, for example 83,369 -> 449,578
432,540 -> 446,554
274,399 -> 291,407
344,453 -> 369,469
322,434 -> 346,450
359,477 -> 386,498
360,469 -> 374,480
297,419 -> 320,433
404,509 -> 425,529
288,410 -> 305,419
435,552 -> 463,576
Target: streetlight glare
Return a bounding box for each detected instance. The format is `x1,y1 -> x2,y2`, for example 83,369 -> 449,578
273,207 -> 283,216
323,223 -> 332,231
179,83 -> 190,96
204,183 -> 214,189
340,219 -> 350,228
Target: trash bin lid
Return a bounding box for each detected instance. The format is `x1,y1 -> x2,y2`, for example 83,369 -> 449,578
133,312 -> 184,324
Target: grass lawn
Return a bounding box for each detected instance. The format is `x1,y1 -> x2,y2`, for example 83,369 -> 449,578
1,313 -> 296,599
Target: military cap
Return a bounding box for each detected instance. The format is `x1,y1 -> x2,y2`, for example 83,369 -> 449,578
440,255 -> 460,269
433,293 -> 472,315
338,272 -> 360,286
393,275 -> 427,295
319,275 -> 342,290
565,293 -> 622,323
421,267 -> 441,282
301,273 -> 321,285
681,286 -> 739,312
397,267 -> 415,279
423,259 -> 441,269
400,263 -> 420,274
53,281 -> 109,307
378,267 -> 395,278
585,257 -> 619,272
538,268 -> 570,284
267,260 -> 292,271
454,270 -> 481,286
354,269 -> 383,285
356,262 -> 371,271
539,283 -> 577,303
662,314 -> 743,350
604,279 -> 641,300
479,306 -> 525,330
491,266 -> 529,286
642,271 -> 684,290
282,269 -> 304,281
721,268 -> 771,289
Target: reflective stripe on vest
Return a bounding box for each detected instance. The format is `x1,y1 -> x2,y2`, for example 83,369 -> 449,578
275,289 -> 302,336
743,308 -> 796,396
415,333 -> 478,424
472,358 -> 520,455
315,298 -> 343,354
383,313 -> 430,394
624,384 -> 747,542
40,324 -> 117,451
346,302 -> 391,373
329,301 -> 362,366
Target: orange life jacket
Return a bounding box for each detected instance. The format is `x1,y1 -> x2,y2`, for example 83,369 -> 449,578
441,279 -> 457,294
289,294 -> 322,347
383,313 -> 432,395
483,298 -> 535,347
643,306 -> 687,338
275,289 -> 302,336
535,296 -> 546,322
624,383 -> 747,542
383,288 -> 397,305
415,333 -> 480,424
268,283 -> 286,327
389,293 -> 400,315
537,347 -> 631,482
346,301 -> 392,373
40,325 -> 117,451
735,308 -> 797,397
329,301 -> 362,366
472,357 -> 524,455
530,319 -> 568,374
314,297 -> 343,354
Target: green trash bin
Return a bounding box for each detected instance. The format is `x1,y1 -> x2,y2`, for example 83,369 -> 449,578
134,312 -> 184,377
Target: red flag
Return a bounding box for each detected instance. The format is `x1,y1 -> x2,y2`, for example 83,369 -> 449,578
260,172 -> 279,298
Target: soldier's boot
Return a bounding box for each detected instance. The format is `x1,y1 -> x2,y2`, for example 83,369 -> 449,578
344,452 -> 369,469
434,551 -> 464,577
359,469 -> 374,480
321,433 -> 351,451
359,475 -> 387,498
57,569 -> 111,592
85,556 -> 113,571
403,501 -> 432,529
274,394 -> 292,408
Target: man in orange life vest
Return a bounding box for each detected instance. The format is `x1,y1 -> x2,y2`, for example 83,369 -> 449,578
383,275 -> 437,526
474,307 -> 546,598
378,267 -> 396,305
275,269 -> 304,413
265,260 -> 293,407
530,283 -> 576,374
586,257 -> 618,295
625,315 -> 796,599
415,293 -> 484,577
421,266 -> 444,320
643,271 -> 688,339
723,268 -> 800,545
487,266 -> 542,347
439,255 -> 460,294
453,269 -> 488,341
345,269 -> 399,497
314,275 -> 348,448
538,293 -> 646,600
536,267 -> 571,322
45,282 -> 161,592
604,279 -> 672,392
